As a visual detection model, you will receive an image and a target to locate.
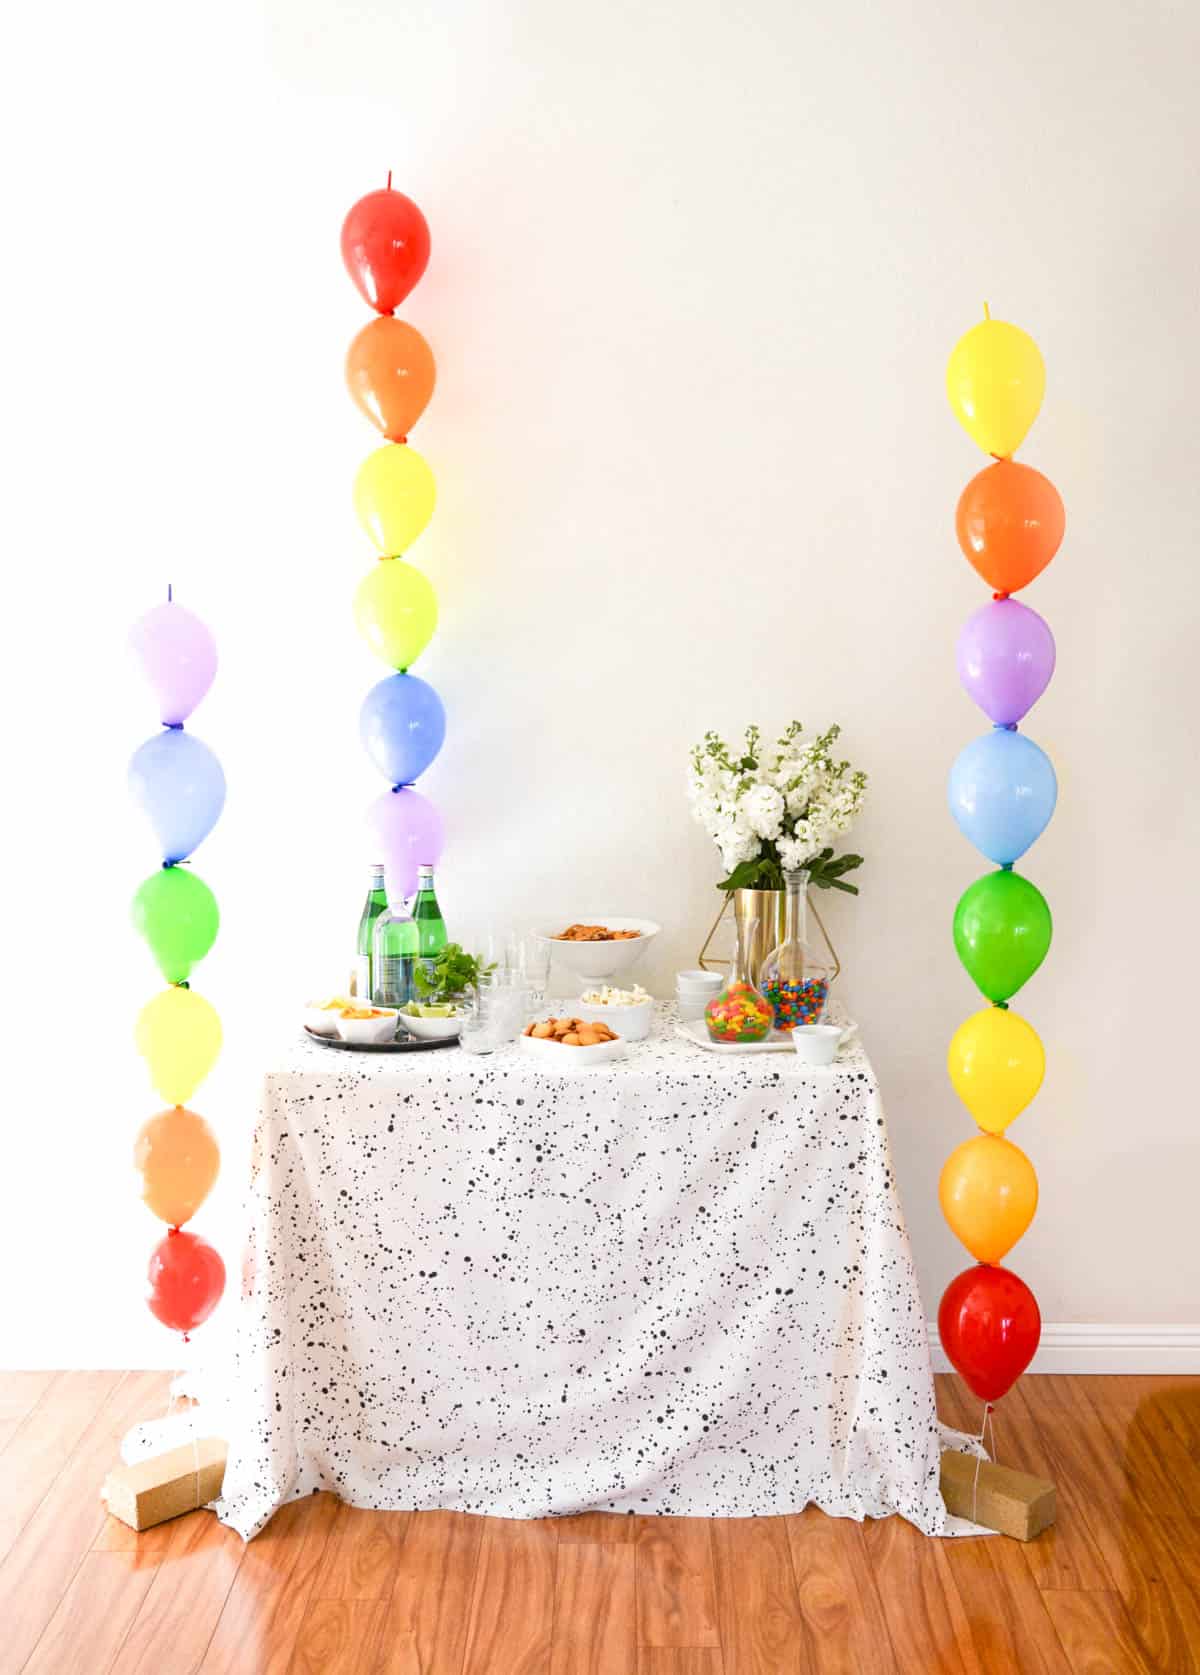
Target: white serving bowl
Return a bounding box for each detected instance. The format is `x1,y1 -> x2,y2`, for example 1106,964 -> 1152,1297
399,1007 -> 465,1041
536,918 -> 660,981
334,1008 -> 401,1045
303,1004 -> 342,1038
573,997 -> 654,1041
520,1032 -> 628,1070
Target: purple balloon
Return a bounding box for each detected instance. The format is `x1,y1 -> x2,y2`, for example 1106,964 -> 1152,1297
367,787 -> 444,902
956,599 -> 1056,726
130,602 -> 218,725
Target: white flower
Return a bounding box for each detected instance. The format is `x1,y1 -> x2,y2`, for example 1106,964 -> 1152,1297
742,783 -> 785,840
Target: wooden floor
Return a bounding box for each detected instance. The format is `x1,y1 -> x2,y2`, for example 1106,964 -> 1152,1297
0,1373 -> 1196,1673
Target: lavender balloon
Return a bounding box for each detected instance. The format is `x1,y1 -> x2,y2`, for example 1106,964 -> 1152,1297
130,601 -> 218,725
957,598 -> 1056,726
367,786 -> 445,903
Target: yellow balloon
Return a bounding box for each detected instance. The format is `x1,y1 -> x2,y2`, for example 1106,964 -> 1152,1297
353,443 -> 436,555
948,1006 -> 1044,1134
135,987 -> 222,1105
354,560 -> 438,670
946,317 -> 1045,459
939,1133 -> 1038,1263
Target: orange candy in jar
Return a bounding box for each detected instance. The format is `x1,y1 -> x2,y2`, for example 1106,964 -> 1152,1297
703,908 -> 774,1043
704,979 -> 774,1043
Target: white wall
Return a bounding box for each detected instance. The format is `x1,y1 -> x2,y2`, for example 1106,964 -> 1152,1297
2,0 -> 1196,1369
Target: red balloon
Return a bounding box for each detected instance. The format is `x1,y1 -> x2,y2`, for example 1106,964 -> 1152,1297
146,1228 -> 225,1336
937,1263 -> 1040,1402
341,186 -> 430,315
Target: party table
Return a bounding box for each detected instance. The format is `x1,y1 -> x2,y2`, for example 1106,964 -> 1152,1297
214,1003 -> 948,1540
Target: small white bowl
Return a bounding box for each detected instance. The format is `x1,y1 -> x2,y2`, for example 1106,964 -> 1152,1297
791,1023 -> 846,1066
574,997 -> 654,1041
520,1032 -> 627,1070
303,1005 -> 342,1038
399,1008 -> 465,1041
334,1008 -> 401,1045
536,918 -> 660,981
676,996 -> 708,1023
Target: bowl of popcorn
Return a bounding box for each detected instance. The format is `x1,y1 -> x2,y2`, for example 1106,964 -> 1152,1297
574,983 -> 654,1041
535,918 -> 660,981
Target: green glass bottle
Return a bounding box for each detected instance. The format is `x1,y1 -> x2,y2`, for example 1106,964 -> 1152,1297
355,864 -> 388,998
371,904 -> 418,1008
412,864 -> 448,969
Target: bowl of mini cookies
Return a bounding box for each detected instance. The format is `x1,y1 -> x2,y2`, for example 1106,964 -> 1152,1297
535,917 -> 660,982
519,1014 -> 628,1068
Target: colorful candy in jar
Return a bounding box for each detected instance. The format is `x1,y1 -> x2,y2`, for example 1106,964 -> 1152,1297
704,979 -> 774,1043
763,976 -> 828,1032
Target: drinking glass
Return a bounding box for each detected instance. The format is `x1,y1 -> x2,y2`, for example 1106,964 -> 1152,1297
459,985 -> 500,1054
510,934 -> 551,1011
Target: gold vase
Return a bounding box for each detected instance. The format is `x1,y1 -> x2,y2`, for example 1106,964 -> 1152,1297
697,885 -> 841,989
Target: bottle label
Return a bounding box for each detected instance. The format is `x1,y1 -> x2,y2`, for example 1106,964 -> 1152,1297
373,955 -> 413,1008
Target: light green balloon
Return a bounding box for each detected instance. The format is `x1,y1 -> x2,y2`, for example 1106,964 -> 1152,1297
131,866 -> 219,984
953,870 -> 1051,1004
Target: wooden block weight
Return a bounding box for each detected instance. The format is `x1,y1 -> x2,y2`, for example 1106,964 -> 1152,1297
101,1437 -> 228,1532
940,1447 -> 1056,1541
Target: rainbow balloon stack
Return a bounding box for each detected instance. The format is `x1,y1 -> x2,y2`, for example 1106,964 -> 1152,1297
937,310 -> 1065,1414
128,593 -> 227,1341
341,176 -> 446,905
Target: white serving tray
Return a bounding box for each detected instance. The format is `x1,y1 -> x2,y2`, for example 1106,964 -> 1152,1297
675,1020 -> 796,1055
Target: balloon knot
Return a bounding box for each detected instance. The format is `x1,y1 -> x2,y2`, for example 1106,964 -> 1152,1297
168,1226 -> 181,1238
993,592 -> 1009,601
1000,862 -> 1014,872
163,721 -> 184,730
391,783 -> 413,794
182,1331 -> 190,1344
993,1001 -> 1010,1010
173,979 -> 191,989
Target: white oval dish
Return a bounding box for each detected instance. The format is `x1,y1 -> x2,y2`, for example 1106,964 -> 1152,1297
519,1033 -> 628,1070
535,918 -> 660,981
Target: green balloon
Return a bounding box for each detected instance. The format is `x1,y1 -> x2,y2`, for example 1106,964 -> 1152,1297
953,870 -> 1051,1004
131,866 -> 219,984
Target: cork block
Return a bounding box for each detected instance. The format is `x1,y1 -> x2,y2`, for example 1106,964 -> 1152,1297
101,1437 -> 228,1532
940,1448 -> 1056,1541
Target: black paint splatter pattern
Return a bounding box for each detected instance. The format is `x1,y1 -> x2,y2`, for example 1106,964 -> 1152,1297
215,1004 -> 946,1540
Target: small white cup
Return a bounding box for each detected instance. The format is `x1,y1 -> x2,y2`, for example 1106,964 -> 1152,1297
676,968 -> 723,994
791,1023 -> 847,1066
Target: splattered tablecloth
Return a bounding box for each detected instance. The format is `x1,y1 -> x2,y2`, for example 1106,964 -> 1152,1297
215,1003 -> 946,1539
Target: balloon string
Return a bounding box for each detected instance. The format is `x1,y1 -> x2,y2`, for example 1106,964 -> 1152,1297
970,1400 -> 995,1525
386,169 -> 392,190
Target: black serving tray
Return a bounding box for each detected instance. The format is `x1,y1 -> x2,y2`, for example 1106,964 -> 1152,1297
303,1026 -> 459,1054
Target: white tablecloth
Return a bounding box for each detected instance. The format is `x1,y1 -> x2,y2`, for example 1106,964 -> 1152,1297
214,1003 -> 947,1539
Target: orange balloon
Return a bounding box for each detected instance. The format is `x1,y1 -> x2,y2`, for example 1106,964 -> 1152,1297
956,460 -> 1065,595
939,1133 -> 1038,1264
345,317 -> 436,442
133,1106 -> 219,1228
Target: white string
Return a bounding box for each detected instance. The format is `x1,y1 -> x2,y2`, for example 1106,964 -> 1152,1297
165,1369 -> 204,1513
969,1400 -> 995,1526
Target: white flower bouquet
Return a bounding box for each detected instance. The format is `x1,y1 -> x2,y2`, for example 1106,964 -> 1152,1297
688,721 -> 868,893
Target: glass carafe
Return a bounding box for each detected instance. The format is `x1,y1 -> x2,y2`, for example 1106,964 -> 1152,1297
760,869 -> 834,1031
704,908 -> 774,1043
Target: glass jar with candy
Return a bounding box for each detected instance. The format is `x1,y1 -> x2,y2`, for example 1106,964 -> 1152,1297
704,909 -> 775,1043
759,869 -> 833,1031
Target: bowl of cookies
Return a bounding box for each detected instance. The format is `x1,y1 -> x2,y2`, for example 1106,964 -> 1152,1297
520,1014 -> 628,1068
535,917 -> 660,981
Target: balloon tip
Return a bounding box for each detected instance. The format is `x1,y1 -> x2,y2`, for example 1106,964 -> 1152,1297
386,169 -> 393,191
983,300 -> 991,321
167,583 -> 173,602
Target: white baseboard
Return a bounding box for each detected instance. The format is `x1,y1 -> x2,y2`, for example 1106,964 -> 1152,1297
927,1322 -> 1200,1375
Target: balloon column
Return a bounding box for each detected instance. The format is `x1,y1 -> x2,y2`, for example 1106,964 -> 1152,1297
939,309 -> 1062,1413
342,174 -> 445,906
129,593 -> 227,1340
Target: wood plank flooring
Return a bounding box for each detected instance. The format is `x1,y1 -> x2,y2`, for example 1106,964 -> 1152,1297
0,1372 -> 1196,1673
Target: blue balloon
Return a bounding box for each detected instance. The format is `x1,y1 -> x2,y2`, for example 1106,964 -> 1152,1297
129,731 -> 226,863
948,730 -> 1057,865
359,673 -> 446,785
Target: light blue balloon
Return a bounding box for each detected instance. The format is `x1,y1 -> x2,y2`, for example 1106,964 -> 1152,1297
359,673 -> 446,786
948,729 -> 1057,865
129,730 -> 226,863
